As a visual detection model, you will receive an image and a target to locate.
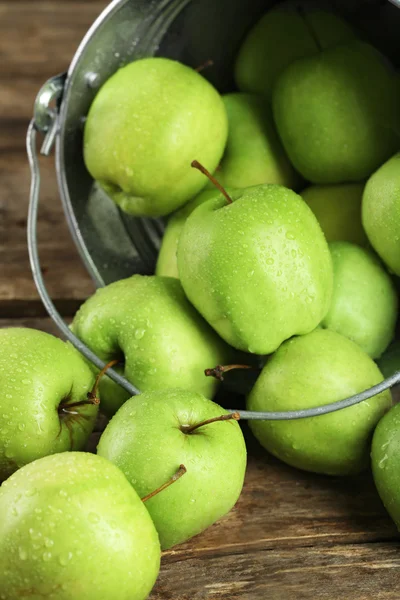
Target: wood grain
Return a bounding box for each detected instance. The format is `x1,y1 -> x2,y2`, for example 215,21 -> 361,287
0,149 -> 95,313
153,543 -> 400,599
0,3 -> 106,126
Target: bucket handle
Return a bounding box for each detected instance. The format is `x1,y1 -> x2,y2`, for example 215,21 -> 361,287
26,119 -> 400,421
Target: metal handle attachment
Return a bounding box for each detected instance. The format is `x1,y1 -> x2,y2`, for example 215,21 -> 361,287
26,119 -> 400,420
34,73 -> 67,136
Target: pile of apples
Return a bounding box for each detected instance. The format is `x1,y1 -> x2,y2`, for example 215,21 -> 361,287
2,5 -> 400,599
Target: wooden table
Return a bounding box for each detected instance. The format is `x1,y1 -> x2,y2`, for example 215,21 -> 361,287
1,2 -> 400,598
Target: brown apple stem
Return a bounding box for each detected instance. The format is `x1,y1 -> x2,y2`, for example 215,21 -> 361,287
141,465 -> 187,503
59,398 -> 101,414
195,59 -> 214,73
86,359 -> 120,404
182,412 -> 241,434
204,363 -> 253,382
58,359 -> 120,416
191,160 -> 232,205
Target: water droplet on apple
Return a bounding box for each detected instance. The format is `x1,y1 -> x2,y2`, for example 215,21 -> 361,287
43,551 -> 52,562
18,547 -> 27,561
286,232 -> 295,240
135,329 -> 146,340
58,552 -> 73,566
25,488 -> 37,498
378,454 -> 388,469
18,423 -> 26,431
88,512 -> 100,524
59,490 -> 68,497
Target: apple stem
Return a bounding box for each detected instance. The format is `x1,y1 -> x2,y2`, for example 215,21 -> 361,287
141,465 -> 187,503
58,359 -> 120,416
191,160 -> 232,205
195,59 -> 214,73
204,364 -> 253,382
59,398 -> 100,416
86,359 -> 120,404
182,412 -> 241,434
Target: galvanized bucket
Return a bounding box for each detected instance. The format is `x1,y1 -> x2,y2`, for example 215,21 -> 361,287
27,0 -> 400,419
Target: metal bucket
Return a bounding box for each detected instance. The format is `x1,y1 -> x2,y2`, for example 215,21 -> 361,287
27,0 -> 400,419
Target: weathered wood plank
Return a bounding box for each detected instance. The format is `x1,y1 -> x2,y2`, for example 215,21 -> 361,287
153,543 -> 400,599
0,3 -> 107,122
0,3 -> 107,76
0,318 -> 68,336
0,149 -> 95,312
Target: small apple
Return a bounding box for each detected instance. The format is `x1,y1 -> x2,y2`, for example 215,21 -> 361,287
0,452 -> 160,599
247,329 -> 392,476
273,41 -> 400,183
371,403 -> 400,530
97,389 -> 247,550
177,164 -> 332,354
71,275 -> 233,417
0,328 -> 98,481
84,57 -> 228,217
362,153 -> 400,276
321,242 -> 398,359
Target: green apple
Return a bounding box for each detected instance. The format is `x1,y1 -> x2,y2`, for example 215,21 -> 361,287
321,242 -> 398,359
156,189 -> 220,279
84,57 -> 228,217
177,183 -> 333,354
71,275 -> 232,417
235,7 -> 354,99
0,452 -> 160,599
371,403 -> 400,530
362,153 -> 400,276
247,329 -> 392,476
0,328 -> 97,481
273,41 -> 400,183
215,93 -> 300,190
97,389 -> 247,550
377,342 -> 400,379
301,183 -> 368,246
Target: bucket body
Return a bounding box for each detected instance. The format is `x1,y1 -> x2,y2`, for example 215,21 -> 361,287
45,0 -> 400,287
